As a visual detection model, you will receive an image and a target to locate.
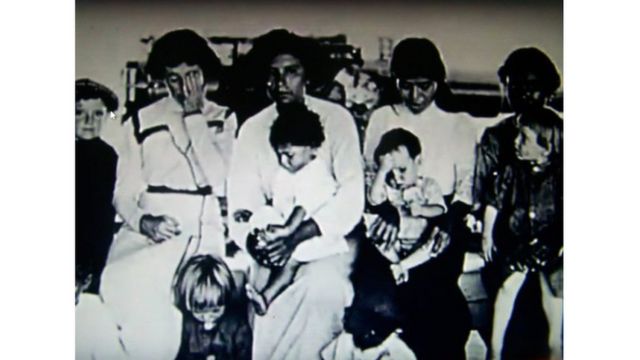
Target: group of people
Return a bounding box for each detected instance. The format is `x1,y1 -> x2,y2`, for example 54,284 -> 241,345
75,27 -> 563,360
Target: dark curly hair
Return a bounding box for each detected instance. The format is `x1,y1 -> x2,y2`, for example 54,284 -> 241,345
498,47 -> 561,94
145,29 -> 222,82
373,128 -> 422,167
244,29 -> 329,86
269,102 -> 325,149
390,38 -> 446,83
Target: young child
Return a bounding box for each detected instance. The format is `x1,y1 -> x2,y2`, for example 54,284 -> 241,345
235,103 -> 350,316
482,107 -> 563,360
342,127 -> 447,358
367,127 -> 448,283
173,252 -> 252,360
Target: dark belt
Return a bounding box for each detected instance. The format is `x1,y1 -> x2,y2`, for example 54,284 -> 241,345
147,185 -> 212,196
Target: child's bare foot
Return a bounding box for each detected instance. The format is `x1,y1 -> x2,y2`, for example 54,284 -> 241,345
245,284 -> 268,316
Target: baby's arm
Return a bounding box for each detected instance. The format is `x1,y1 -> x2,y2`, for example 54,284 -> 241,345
264,206 -> 307,241
368,154 -> 394,206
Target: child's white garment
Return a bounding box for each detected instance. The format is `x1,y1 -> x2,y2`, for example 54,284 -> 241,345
320,331 -> 416,360
365,175 -> 447,263
252,157 -> 349,262
76,293 -> 127,359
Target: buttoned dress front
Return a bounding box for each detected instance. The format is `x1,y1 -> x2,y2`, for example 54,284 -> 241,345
100,96 -> 236,360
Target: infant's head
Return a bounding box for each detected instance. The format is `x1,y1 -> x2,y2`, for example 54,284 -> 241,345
269,102 -> 325,173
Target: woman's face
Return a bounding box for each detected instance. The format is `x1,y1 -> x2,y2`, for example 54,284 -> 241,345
267,54 -> 306,105
164,62 -> 205,102
396,77 -> 438,114
506,71 -> 550,113
75,98 -> 107,140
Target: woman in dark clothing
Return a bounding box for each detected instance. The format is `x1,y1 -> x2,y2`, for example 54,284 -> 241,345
75,78 -> 119,293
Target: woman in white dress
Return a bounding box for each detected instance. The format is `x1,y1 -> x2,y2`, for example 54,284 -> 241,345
99,29 -> 237,360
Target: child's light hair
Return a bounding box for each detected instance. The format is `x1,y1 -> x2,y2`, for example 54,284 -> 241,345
519,108 -> 563,160
173,254 -> 236,313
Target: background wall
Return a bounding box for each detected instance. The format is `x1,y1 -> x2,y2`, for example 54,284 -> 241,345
76,0 -> 562,105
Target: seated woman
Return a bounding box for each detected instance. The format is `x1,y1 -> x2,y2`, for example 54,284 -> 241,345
482,108 -> 563,360
100,29 -> 235,360
236,103 -> 350,316
355,128 -> 451,358
75,78 -> 119,294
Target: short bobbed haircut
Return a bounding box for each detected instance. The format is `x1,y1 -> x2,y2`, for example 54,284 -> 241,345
498,47 -> 561,94
390,38 -> 446,83
146,29 -> 222,82
173,254 -> 236,314
373,128 -> 422,167
269,102 -> 325,149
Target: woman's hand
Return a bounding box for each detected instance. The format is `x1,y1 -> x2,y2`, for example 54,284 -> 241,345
428,226 -> 450,258
263,233 -> 299,267
181,72 -> 205,115
139,214 -> 181,243
264,224 -> 293,241
482,233 -> 495,262
368,217 -> 399,248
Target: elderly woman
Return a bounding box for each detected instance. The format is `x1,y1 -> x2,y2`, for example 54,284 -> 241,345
100,29 -> 237,359
228,29 -> 365,360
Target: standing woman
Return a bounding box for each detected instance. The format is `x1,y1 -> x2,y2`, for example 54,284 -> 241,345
100,29 -> 237,359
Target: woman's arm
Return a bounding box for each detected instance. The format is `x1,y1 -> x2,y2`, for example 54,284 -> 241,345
112,119 -> 147,232
482,205 -> 498,262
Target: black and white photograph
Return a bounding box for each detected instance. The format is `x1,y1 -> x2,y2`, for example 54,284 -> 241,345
72,0 -> 565,359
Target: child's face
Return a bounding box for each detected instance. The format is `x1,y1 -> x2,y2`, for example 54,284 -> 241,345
76,98 -> 107,140
192,304 -> 225,331
387,146 -> 419,189
275,144 -> 316,173
514,125 -> 549,162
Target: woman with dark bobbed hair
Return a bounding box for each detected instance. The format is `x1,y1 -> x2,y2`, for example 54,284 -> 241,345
474,47 -> 562,360
474,47 -> 561,212
100,28 -> 237,359
362,37 -> 476,360
146,29 -> 223,85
